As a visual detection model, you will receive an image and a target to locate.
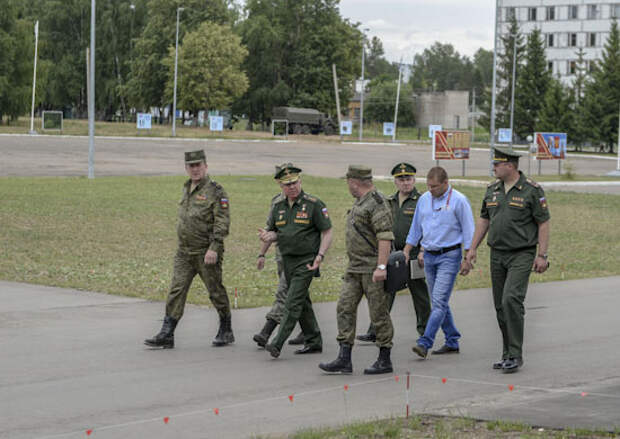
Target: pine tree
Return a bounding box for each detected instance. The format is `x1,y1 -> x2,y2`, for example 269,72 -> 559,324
570,48 -> 590,150
514,28 -> 551,139
537,78 -> 574,135
582,20 -> 620,152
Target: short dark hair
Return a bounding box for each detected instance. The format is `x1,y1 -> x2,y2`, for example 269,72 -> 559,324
427,166 -> 448,183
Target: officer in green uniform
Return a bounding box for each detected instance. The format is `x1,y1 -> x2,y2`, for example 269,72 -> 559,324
319,165 -> 395,375
465,146 -> 550,373
258,163 -> 333,358
145,150 -> 234,349
253,166 -> 306,347
357,162 -> 431,342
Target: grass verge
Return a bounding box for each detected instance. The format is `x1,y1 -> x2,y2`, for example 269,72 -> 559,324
276,415 -> 618,438
1,175 -> 619,308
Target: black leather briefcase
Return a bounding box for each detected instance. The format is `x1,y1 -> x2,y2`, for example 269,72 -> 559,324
385,250 -> 408,293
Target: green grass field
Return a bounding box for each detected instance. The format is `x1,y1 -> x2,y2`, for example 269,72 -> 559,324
282,415 -> 618,438
1,175 -> 619,309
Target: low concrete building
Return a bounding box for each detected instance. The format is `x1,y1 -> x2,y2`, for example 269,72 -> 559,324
413,90 -> 470,130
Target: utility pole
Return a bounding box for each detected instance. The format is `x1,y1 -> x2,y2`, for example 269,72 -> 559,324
172,7 -> 184,137
29,21 -> 39,135
509,33 -> 517,146
489,0 -> 500,176
359,44 -> 365,141
88,0 -> 95,179
471,88 -> 476,143
332,64 -> 342,140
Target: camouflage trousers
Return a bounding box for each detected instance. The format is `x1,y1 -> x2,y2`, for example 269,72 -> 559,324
165,249 -> 231,321
265,258 -> 289,323
336,272 -> 394,348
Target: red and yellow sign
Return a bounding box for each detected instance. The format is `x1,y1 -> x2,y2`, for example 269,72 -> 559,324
432,130 -> 471,160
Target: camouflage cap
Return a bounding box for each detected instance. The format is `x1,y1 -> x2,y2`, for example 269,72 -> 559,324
185,149 -> 206,164
493,146 -> 521,164
391,162 -> 417,177
275,163 -> 302,183
346,165 -> 372,180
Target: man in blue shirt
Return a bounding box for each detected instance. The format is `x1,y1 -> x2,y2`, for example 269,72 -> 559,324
403,167 -> 474,358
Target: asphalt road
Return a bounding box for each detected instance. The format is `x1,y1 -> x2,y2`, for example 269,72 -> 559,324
1,134 -> 619,194
1,277 -> 619,439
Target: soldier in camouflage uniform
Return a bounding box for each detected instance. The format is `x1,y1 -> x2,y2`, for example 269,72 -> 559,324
465,146 -> 550,373
258,164 -> 333,358
357,162 -> 431,342
319,165 -> 395,375
145,150 -> 233,349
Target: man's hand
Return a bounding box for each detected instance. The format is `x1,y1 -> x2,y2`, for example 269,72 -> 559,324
257,256 -> 265,270
372,268 -> 387,283
306,255 -> 323,271
258,228 -> 277,243
533,256 -> 549,273
204,250 -> 218,265
417,252 -> 424,269
459,259 -> 472,276
465,248 -> 477,266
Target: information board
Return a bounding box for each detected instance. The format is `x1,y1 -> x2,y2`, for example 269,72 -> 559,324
136,113 -> 152,130
340,121 -> 353,135
432,130 -> 471,160
535,132 -> 567,159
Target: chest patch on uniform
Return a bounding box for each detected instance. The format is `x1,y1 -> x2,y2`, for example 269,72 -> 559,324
220,198 -> 229,209
196,194 -> 207,201
509,202 -> 524,208
511,196 -> 524,203
296,211 -> 308,219
294,219 -> 310,224
275,220 -> 286,226
486,201 -> 499,207
403,209 -> 415,215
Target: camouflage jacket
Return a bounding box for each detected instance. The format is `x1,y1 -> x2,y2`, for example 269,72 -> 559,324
176,176 -> 230,255
345,189 -> 394,274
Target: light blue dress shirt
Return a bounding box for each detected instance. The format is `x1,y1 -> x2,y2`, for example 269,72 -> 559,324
406,185 -> 475,251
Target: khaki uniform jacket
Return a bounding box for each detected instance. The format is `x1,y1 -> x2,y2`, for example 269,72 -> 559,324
346,189 -> 394,274
387,188 -> 421,252
176,176 -> 230,255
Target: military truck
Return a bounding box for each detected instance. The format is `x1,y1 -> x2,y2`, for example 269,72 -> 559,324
272,107 -> 337,135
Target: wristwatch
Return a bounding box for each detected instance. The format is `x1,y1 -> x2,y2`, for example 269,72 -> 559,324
538,253 -> 548,260
377,264 -> 387,270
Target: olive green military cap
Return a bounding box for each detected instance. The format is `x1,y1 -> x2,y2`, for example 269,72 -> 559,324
391,162 -> 417,177
346,165 -> 373,180
275,163 -> 302,183
185,149 -> 206,164
493,146 -> 521,164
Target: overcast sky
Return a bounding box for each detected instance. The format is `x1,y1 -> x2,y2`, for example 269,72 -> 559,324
338,0 -> 495,62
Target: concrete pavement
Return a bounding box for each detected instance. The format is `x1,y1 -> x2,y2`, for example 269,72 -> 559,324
1,276 -> 619,438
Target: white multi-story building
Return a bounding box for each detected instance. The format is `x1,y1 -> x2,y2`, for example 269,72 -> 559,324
499,1 -> 620,84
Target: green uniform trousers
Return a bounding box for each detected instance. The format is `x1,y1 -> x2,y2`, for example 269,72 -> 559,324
337,272 -> 394,348
490,247 -> 536,360
165,249 -> 231,321
270,255 -> 322,350
265,259 -> 289,323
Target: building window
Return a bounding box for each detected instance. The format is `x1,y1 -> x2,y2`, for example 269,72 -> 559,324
547,61 -> 553,73
546,6 -> 555,20
569,61 -> 577,74
506,7 -> 516,21
587,32 -> 596,47
547,34 -> 554,47
612,4 -> 620,18
528,7 -> 537,21
587,4 -> 599,19
587,60 -> 596,73
569,33 -> 578,47
570,5 -> 579,19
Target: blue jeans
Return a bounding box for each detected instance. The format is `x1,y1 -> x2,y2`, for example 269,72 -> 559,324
417,248 -> 462,350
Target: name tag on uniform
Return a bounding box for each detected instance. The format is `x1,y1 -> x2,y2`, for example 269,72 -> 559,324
275,220 -> 286,226
486,201 -> 498,207
294,219 -> 310,224
508,202 -> 524,208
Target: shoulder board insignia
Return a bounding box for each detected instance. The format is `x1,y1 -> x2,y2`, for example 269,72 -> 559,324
303,194 -> 318,202
526,178 -> 539,188
487,179 -> 499,187
372,192 -> 384,204
271,193 -> 285,203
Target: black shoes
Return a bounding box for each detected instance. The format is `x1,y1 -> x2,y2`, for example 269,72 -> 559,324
363,347 -> 393,375
212,314 -> 235,346
412,344 -> 429,359
253,319 -> 278,348
502,357 -> 523,373
318,344 -> 353,374
432,344 -> 460,355
288,331 -> 305,345
355,324 -> 376,343
265,343 -> 281,358
492,359 -> 506,370
294,345 -> 322,354
144,316 -> 178,349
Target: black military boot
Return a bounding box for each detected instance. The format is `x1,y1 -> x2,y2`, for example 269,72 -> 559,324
212,314 -> 235,346
253,319 -> 278,348
355,324 -> 377,343
318,343 -> 353,374
363,347 -> 393,375
144,316 -> 178,349
288,331 -> 305,345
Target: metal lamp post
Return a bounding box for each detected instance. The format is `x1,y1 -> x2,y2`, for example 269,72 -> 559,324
172,7 -> 184,137
359,28 -> 369,141
489,0 -> 500,175
29,21 -> 39,135
509,33 -> 518,146
88,0 -> 95,179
